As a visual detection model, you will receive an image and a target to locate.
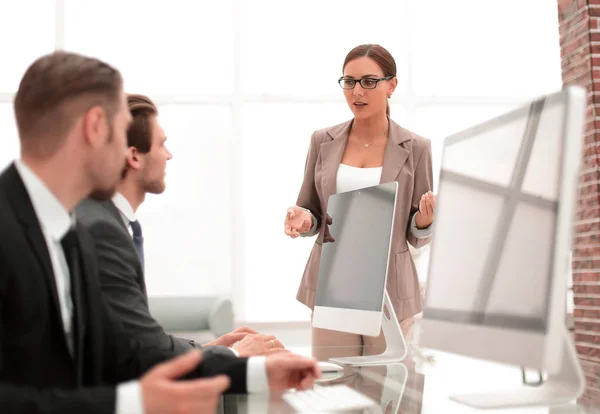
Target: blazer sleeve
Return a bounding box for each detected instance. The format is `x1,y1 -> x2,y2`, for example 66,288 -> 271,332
81,220 -> 249,394
407,139 -> 434,249
296,130 -> 323,237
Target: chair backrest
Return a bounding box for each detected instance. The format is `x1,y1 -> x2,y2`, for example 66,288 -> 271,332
148,296 -> 234,337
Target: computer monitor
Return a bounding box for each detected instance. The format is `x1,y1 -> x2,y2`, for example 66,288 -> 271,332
419,86 -> 586,409
312,181 -> 408,365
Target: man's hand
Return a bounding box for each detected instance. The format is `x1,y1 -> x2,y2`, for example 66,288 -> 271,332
233,334 -> 285,357
265,353 -> 321,392
141,350 -> 230,414
203,327 -> 258,348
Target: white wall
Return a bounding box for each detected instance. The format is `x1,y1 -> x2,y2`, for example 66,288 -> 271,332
0,0 -> 563,323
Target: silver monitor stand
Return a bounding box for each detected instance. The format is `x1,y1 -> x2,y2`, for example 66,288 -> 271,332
330,290 -> 407,366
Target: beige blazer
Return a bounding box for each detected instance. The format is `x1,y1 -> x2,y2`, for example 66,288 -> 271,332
295,118 -> 433,320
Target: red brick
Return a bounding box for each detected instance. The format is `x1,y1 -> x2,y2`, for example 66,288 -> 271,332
575,320 -> 600,332
574,308 -> 600,319
574,297 -> 600,307
560,18 -> 589,38
573,282 -> 600,293
565,39 -> 592,56
560,1 -> 588,20
567,70 -> 593,85
579,387 -> 600,409
561,26 -> 590,46
573,244 -> 600,260
576,195 -> 600,213
576,344 -> 600,360
579,170 -> 600,183
575,333 -> 600,345
573,244 -> 600,257
579,180 -> 600,193
583,131 -> 598,145
576,220 -> 600,234
583,143 -> 600,158
560,3 -> 600,403
564,49 -> 591,68
591,6 -> 600,18
576,207 -> 600,222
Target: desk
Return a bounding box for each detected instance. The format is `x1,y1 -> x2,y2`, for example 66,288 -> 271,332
220,345 -> 600,413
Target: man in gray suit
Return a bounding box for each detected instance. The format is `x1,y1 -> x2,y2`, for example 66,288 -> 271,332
76,94 -> 286,360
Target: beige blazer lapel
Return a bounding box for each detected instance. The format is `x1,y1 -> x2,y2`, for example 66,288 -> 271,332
319,120 -> 352,197
380,119 -> 412,183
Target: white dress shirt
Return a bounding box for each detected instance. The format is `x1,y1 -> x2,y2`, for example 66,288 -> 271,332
111,193 -> 270,397
14,161 -> 141,414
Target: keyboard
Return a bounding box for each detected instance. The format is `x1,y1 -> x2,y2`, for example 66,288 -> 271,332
282,384 -> 377,412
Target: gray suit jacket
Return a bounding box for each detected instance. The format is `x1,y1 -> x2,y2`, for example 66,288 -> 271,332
75,199 -> 232,357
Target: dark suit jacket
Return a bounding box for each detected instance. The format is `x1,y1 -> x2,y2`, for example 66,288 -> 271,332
75,198 -> 241,363
0,163 -> 247,414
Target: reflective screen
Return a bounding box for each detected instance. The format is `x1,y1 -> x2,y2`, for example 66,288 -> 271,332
315,182 -> 397,312
424,95 -> 565,333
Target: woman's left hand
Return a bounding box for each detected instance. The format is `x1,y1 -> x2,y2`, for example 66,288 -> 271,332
415,191 -> 435,229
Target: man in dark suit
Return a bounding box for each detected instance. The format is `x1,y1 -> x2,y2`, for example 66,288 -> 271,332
77,94 -> 285,359
0,51 -> 319,414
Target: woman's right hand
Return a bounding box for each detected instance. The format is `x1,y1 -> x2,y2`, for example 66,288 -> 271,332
284,205 -> 312,238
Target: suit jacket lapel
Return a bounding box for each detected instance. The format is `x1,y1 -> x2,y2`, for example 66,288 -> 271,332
320,120 -> 352,198
6,164 -> 65,334
380,120 -> 412,183
102,200 -> 147,294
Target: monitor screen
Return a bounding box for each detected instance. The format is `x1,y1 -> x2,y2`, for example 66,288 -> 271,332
424,95 -> 566,333
314,182 -> 397,312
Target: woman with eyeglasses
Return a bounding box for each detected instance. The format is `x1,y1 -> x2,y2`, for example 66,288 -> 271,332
284,44 -> 436,358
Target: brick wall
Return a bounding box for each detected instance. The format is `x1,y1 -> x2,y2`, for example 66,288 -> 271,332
558,0 -> 600,406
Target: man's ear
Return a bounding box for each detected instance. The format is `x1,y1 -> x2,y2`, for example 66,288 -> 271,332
125,146 -> 142,170
82,106 -> 109,148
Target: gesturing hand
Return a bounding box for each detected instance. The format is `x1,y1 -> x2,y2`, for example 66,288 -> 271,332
415,191 -> 435,229
284,206 -> 312,238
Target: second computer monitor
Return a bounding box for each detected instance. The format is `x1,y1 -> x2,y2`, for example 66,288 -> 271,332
312,181 -> 398,337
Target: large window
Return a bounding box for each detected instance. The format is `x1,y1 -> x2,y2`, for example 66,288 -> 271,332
0,0 -> 562,323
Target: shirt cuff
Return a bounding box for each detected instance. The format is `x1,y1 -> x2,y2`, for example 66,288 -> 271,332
246,356 -> 269,393
229,347 -> 240,357
411,213 -> 433,239
116,380 -> 144,414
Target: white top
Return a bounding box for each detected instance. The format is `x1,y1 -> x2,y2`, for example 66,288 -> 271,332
336,164 -> 383,194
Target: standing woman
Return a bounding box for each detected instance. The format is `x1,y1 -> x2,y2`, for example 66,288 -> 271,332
284,44 -> 436,358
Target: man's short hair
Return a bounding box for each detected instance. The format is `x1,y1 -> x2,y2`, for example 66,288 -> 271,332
127,94 -> 158,153
14,51 -> 123,156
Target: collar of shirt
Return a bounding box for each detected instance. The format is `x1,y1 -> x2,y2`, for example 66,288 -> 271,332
112,192 -> 137,229
14,160 -> 74,241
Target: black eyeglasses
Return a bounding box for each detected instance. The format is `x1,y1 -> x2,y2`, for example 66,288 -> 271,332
338,76 -> 393,90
